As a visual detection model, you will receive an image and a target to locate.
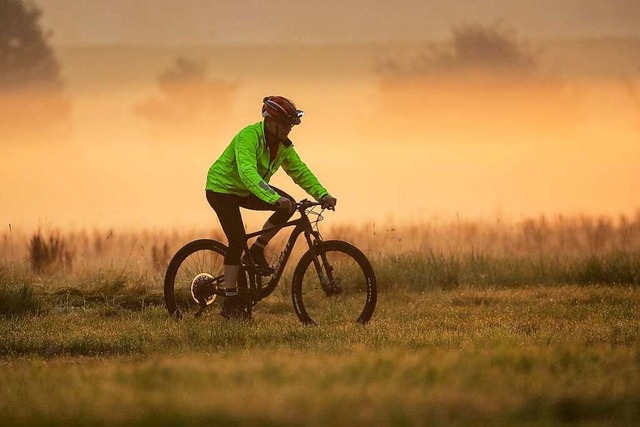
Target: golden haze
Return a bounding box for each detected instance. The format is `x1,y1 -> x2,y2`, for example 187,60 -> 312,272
1,42 -> 639,231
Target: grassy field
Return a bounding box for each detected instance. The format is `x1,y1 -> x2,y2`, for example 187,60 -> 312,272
1,282 -> 639,426
1,218 -> 639,425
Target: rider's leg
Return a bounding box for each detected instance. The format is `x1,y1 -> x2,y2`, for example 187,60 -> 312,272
242,187 -> 296,255
206,190 -> 246,295
223,264 -> 240,296
252,220 -> 280,250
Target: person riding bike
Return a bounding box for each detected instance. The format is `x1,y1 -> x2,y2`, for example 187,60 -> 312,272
205,95 -> 337,319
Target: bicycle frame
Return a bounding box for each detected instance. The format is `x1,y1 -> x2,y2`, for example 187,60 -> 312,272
166,199 -> 376,323
242,204 -> 323,301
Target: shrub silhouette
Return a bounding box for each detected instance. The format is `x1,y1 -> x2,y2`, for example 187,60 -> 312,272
371,22 -> 581,136
378,22 -> 538,80
29,230 -> 74,273
135,57 -> 238,141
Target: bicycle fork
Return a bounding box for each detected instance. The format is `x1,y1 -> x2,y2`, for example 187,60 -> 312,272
305,233 -> 341,296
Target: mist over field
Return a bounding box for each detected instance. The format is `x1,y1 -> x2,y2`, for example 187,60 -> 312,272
1,1 -> 639,232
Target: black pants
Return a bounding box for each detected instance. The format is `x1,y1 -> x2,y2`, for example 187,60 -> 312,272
206,188 -> 296,265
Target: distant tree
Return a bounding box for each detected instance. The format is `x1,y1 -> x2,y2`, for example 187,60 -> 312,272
0,0 -> 70,142
0,0 -> 62,91
135,57 -> 238,142
371,22 -> 580,139
377,22 -> 538,80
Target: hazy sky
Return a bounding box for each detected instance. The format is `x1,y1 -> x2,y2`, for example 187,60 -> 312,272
36,0 -> 640,46
2,1 -> 639,229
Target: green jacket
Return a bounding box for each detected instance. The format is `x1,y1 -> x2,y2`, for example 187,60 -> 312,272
206,121 -> 329,204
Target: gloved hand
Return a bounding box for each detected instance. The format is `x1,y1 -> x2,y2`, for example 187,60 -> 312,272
320,195 -> 337,210
276,196 -> 294,213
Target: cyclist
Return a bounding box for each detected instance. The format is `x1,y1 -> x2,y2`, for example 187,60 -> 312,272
205,95 -> 337,318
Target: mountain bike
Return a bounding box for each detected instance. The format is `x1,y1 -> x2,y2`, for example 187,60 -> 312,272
163,199 -> 377,325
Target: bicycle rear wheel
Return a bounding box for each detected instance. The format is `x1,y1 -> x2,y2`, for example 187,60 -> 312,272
164,239 -> 227,317
291,240 -> 377,325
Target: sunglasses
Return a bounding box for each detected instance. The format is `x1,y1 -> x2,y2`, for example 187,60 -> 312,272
283,110 -> 304,125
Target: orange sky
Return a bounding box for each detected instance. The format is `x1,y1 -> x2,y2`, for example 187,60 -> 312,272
36,0 -> 640,45
1,4 -> 640,231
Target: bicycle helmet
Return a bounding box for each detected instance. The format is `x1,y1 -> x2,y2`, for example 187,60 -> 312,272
262,96 -> 304,125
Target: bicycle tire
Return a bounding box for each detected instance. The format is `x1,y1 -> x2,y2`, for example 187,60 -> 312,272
164,239 -> 227,317
291,240 -> 377,325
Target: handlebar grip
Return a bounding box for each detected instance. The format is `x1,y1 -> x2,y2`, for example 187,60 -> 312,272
296,199 -> 323,209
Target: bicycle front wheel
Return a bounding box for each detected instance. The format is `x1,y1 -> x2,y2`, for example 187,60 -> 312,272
164,239 -> 227,317
291,240 -> 377,325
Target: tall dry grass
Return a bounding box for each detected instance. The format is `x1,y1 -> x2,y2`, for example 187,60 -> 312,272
1,226 -> 224,275
336,211 -> 640,257
1,211 -> 639,293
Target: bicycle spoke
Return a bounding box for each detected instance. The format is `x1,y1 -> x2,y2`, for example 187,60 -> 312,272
165,240 -> 226,315
298,249 -> 369,324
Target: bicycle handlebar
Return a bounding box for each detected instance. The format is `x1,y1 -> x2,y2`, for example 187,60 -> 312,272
296,199 -> 333,211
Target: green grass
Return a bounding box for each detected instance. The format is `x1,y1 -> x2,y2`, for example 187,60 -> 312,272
375,251 -> 640,290
0,284 -> 639,425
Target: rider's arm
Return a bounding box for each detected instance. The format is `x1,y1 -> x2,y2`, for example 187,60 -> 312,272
281,148 -> 329,201
235,130 -> 280,204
